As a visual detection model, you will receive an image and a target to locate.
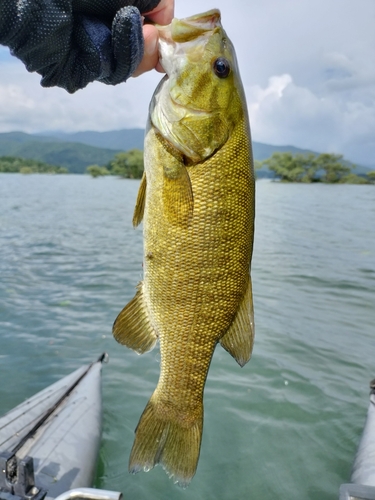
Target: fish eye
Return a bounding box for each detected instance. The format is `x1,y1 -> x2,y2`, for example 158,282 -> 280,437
213,57 -> 230,78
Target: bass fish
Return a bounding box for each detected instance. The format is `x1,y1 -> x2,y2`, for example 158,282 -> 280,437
113,9 -> 255,487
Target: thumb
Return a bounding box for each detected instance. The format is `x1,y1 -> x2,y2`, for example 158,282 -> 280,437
132,24 -> 160,76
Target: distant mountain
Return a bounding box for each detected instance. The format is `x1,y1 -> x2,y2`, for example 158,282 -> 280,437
0,130 -> 373,175
252,142 -> 315,161
39,129 -> 312,160
37,129 -> 144,151
0,132 -> 122,174
35,129 -> 320,178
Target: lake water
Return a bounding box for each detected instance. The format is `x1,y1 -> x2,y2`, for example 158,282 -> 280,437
0,174 -> 374,499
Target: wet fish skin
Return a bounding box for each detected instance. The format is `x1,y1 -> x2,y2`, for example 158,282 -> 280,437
113,9 -> 255,487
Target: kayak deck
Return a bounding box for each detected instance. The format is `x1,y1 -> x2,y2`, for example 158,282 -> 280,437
0,355 -> 106,500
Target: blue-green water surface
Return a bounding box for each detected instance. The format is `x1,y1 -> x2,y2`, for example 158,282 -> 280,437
1,174 -> 374,499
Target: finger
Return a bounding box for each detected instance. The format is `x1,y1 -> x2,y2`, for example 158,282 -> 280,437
132,24 -> 159,77
145,0 -> 174,25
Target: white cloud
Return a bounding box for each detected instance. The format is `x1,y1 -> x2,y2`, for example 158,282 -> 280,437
247,74 -> 293,114
0,83 -> 35,111
322,51 -> 375,96
0,0 -> 374,166
246,75 -> 339,149
0,59 -> 161,133
246,73 -> 375,165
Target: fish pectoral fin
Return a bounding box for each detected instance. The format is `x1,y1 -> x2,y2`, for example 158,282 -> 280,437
113,282 -> 157,354
219,276 -> 255,367
133,172 -> 147,227
162,162 -> 194,227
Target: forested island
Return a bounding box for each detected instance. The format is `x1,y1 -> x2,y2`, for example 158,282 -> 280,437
259,152 -> 375,184
0,156 -> 68,174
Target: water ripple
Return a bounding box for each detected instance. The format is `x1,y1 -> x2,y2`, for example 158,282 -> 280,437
1,175 -> 374,499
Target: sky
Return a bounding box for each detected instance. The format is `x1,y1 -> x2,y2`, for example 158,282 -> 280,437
0,0 -> 374,166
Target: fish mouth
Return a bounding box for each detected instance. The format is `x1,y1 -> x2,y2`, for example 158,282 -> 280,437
157,9 -> 221,44
156,9 -> 222,76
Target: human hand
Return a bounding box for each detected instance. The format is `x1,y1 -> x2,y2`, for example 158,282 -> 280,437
0,0 -> 173,93
133,0 -> 175,77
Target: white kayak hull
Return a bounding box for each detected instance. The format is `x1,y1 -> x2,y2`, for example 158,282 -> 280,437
0,355 -> 105,500
340,379 -> 375,500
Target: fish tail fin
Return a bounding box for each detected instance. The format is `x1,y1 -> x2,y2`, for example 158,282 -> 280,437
129,392 -> 203,487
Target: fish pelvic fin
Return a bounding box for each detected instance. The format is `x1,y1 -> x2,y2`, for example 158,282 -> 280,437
129,393 -> 203,488
112,282 -> 157,354
133,172 -> 147,227
220,276 -> 255,367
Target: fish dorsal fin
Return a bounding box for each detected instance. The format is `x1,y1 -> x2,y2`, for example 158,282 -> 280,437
133,172 -> 147,227
163,161 -> 194,227
219,277 -> 255,367
113,282 -> 157,354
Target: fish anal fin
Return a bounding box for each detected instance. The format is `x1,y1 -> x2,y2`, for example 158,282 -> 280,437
220,277 -> 255,367
113,282 -> 157,354
133,172 -> 147,227
129,393 -> 202,487
163,162 -> 194,228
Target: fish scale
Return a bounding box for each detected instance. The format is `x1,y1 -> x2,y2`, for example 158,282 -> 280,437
113,9 -> 255,487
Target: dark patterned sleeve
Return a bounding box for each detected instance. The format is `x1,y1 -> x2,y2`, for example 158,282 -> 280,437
0,0 -> 161,93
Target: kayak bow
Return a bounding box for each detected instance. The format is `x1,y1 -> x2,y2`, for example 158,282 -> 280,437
0,354 -> 107,500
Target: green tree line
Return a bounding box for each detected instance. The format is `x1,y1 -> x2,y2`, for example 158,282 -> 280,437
86,149 -> 144,178
259,152 -> 375,184
0,156 -> 68,174
88,150 -> 375,184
